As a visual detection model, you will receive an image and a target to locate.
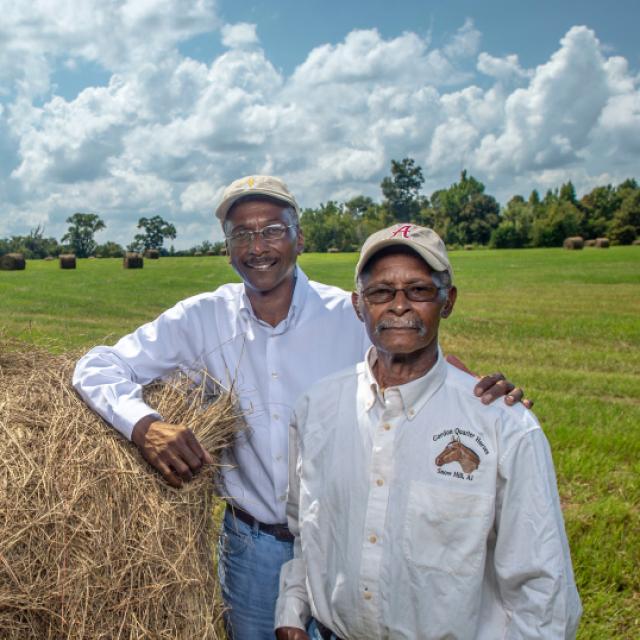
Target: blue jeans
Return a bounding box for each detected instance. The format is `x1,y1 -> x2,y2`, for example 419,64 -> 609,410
218,507 -> 294,640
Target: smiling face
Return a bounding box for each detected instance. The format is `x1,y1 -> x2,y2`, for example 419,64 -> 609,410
224,198 -> 304,296
352,248 -> 456,358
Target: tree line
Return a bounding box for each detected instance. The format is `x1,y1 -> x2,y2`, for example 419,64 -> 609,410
2,159 -> 639,258
300,158 -> 640,252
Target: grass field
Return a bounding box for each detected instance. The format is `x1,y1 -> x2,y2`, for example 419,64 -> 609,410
1,246 -> 639,638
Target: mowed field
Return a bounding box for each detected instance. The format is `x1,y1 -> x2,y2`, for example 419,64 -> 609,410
1,246 -> 639,639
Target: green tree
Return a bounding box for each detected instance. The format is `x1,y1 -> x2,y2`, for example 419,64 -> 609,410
380,158 -> 424,222
490,196 -> 533,248
61,213 -> 106,258
430,171 -> 500,245
531,200 -> 583,247
132,215 -> 177,251
300,202 -> 358,252
608,190 -> 640,244
95,241 -> 125,258
579,185 -> 620,239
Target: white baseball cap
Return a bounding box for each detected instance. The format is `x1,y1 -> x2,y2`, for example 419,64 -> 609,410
355,223 -> 453,280
215,175 -> 300,223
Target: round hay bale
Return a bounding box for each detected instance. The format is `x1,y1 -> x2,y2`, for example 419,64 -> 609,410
563,236 -> 584,250
0,341 -> 241,639
0,253 -> 26,270
595,237 -> 610,248
59,254 -> 77,269
44,255 -> 55,261
145,249 -> 160,259
632,238 -> 640,246
584,239 -> 596,247
464,244 -> 474,251
123,252 -> 144,269
327,247 -> 339,253
194,251 -> 203,257
206,250 -> 215,256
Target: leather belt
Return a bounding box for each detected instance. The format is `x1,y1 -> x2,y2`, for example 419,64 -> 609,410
226,503 -> 294,543
316,620 -> 343,640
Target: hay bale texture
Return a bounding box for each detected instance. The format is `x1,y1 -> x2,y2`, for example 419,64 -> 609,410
59,254 -> 77,269
595,237 -> 610,248
123,252 -> 143,268
145,249 -> 160,259
563,236 -> 584,250
0,339 -> 242,639
0,253 -> 26,270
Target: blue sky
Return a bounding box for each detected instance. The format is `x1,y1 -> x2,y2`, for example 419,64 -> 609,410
0,0 -> 638,248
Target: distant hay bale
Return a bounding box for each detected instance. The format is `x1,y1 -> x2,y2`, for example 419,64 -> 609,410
194,251 -> 203,257
0,339 -> 243,639
59,254 -> 77,269
563,236 -> 584,250
145,249 -> 160,259
206,251 -> 215,256
327,247 -> 339,253
464,244 -> 474,251
632,238 -> 640,246
584,239 -> 596,247
0,253 -> 26,270
123,252 -> 143,268
595,237 -> 610,248
44,255 -> 55,261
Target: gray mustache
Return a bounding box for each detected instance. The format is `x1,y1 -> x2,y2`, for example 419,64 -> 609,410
375,318 -> 427,336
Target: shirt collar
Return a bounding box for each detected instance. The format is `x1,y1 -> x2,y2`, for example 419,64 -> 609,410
239,265 -> 310,331
362,345 -> 447,420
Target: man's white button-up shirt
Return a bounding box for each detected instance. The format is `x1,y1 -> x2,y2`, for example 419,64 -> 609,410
276,348 -> 582,639
73,268 -> 370,524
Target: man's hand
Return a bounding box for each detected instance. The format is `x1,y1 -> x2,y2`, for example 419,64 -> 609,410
275,627 -> 310,640
131,415 -> 213,487
445,354 -> 533,409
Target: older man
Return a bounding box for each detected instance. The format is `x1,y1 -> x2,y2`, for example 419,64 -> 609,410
275,224 -> 581,639
74,177 -> 527,640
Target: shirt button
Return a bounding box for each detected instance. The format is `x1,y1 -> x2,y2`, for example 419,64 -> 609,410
369,535 -> 377,544
376,478 -> 384,487
271,372 -> 278,379
408,409 -> 415,417
273,414 -> 280,421
363,591 -> 373,601
383,423 -> 391,431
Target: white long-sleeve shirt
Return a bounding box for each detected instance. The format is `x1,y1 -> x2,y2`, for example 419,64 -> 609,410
276,348 -> 581,639
73,268 -> 370,524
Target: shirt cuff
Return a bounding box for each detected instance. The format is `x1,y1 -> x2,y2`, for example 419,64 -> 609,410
274,595 -> 311,631
111,399 -> 163,440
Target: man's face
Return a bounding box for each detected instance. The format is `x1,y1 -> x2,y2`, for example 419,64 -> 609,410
352,250 -> 456,357
225,199 -> 304,295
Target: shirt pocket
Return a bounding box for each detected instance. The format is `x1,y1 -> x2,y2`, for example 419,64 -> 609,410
403,481 -> 494,577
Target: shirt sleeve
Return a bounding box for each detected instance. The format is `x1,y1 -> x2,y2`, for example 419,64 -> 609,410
494,417 -> 582,639
72,298 -> 213,439
275,405 -> 312,631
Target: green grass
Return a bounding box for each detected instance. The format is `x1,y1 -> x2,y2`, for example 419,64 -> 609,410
1,246 -> 639,638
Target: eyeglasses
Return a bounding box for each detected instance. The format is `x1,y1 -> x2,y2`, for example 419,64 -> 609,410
361,284 -> 445,304
226,223 -> 296,248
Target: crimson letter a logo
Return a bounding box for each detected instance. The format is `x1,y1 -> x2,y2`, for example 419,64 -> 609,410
391,225 -> 413,239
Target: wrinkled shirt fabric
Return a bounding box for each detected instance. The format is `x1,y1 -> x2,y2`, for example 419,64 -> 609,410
73,268 -> 369,524
276,348 -> 581,639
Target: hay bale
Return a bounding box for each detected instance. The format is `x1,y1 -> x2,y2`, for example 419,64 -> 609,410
123,252 -> 143,268
59,254 -> 77,269
464,244 -> 474,251
145,249 -> 160,259
0,253 -> 26,270
563,236 -> 584,250
595,237 -> 610,248
584,239 -> 596,247
44,255 -> 55,261
0,339 -> 242,639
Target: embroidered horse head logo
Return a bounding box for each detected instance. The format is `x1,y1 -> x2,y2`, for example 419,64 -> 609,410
435,436 -> 480,473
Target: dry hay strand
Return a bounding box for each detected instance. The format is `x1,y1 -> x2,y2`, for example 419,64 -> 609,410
0,340 -> 244,639
123,252 -> 144,269
595,237 -> 610,248
562,236 -> 584,250
0,253 -> 26,270
59,254 -> 77,269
